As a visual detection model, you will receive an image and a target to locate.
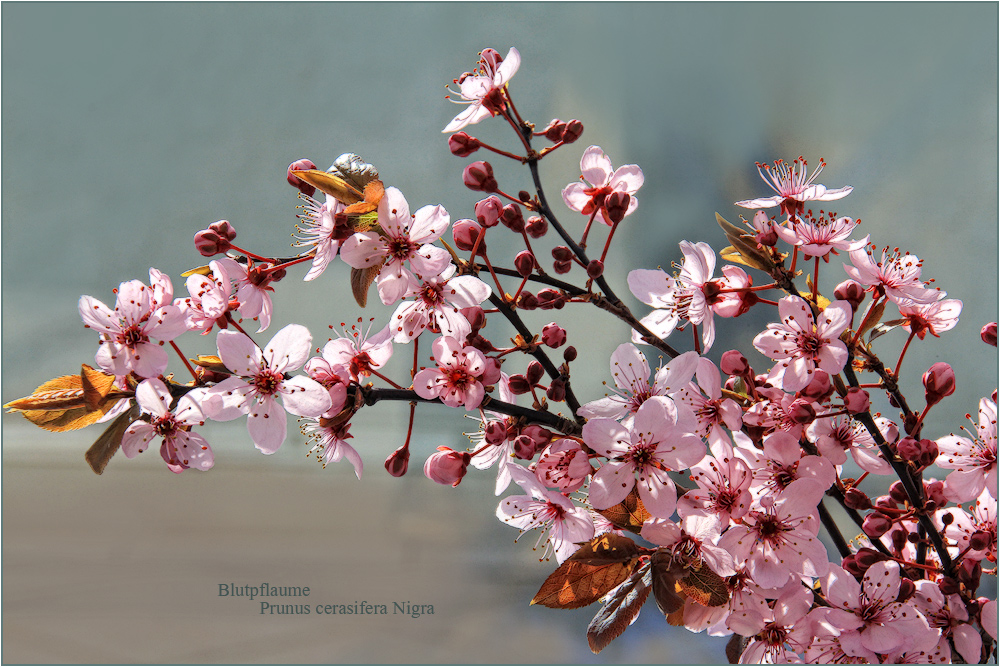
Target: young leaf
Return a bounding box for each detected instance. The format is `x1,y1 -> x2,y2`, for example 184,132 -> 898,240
586,562 -> 652,654
595,487 -> 651,534
85,403 -> 140,475
80,364 -> 116,411
531,534 -> 640,609
5,372 -> 120,432
716,212 -> 776,273
726,633 -> 749,664
650,550 -> 685,616
289,169 -> 365,204
677,563 -> 729,608
190,355 -> 231,374
856,298 -> 887,341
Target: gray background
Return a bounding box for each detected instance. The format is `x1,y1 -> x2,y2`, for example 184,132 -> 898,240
3,2 -> 997,664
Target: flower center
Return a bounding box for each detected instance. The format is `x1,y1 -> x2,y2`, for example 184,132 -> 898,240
120,325 -> 147,348
253,369 -> 283,396
387,237 -> 416,261
152,415 -> 179,439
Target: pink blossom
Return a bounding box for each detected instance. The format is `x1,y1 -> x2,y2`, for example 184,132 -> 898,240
201,324 -> 333,454
675,357 -> 743,448
582,396 -> 704,519
577,344 -> 699,422
214,257 -> 275,332
735,156 -> 853,217
300,416 -> 362,479
79,271 -> 188,378
497,463 -> 595,563
742,386 -> 815,440
937,396 -> 997,502
412,336 -> 487,410
718,478 -> 829,588
740,430 -> 836,501
389,265 -> 491,343
898,297 -> 963,340
843,244 -> 940,305
753,296 -> 851,393
941,488 -> 996,562
424,447 -> 471,486
302,355 -> 351,419
340,187 -> 451,305
806,414 -> 894,474
642,513 -> 736,578
732,581 -> 815,663
628,241 -> 720,351
181,259 -> 232,334
293,194 -> 348,282
319,320 -> 393,383
533,438 -> 591,493
812,561 -> 937,658
443,47 -> 520,133
911,580 -> 983,663
773,211 -> 868,257
121,379 -> 213,473
677,439 -> 753,523
561,145 -> 643,226
470,374 -> 518,495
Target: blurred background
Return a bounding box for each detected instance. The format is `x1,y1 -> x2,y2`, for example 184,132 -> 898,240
3,3 -> 997,664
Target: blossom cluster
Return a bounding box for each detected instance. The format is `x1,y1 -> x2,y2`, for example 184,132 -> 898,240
8,45 -> 997,663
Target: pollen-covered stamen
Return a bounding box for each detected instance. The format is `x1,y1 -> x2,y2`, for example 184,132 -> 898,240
447,368 -> 474,390
387,236 -> 418,262
253,369 -> 284,397
420,283 -> 444,306
508,500 -> 566,561
757,156 -> 826,199
624,439 -> 657,468
760,622 -> 790,648
119,325 -> 148,348
795,331 -> 824,357
754,511 -> 790,546
152,414 -> 180,439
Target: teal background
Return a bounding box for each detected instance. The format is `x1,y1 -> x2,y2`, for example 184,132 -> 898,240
2,3 -> 997,664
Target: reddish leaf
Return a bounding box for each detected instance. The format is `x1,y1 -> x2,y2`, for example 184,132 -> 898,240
726,634 -> 749,664
595,487 -> 651,534
85,403 -> 139,475
531,534 -> 640,609
678,564 -> 729,608
650,551 -> 685,616
586,562 -> 652,653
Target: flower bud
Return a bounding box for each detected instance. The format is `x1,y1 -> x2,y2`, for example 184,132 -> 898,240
423,447 -> 471,487
982,322 -> 998,347
897,437 -> 922,464
551,246 -> 574,262
452,219 -> 486,254
563,346 -> 578,362
923,362 -> 956,406
384,444 -> 410,477
522,425 -> 553,449
957,559 -> 982,590
939,577 -> 960,596
553,260 -> 573,274
800,370 -> 834,402
514,250 -> 535,278
542,118 -> 565,142
889,481 -> 909,504
459,307 -> 486,335
512,434 -> 536,460
843,488 -> 872,510
890,528 -> 908,552
484,420 -> 508,445
562,119 -> 584,143
536,288 -> 565,310
875,494 -> 899,511
525,361 -> 544,386
507,374 -> 531,394
194,220 -> 238,256
917,438 -> 938,470
586,259 -> 604,279
480,356 -> 502,386
720,350 -> 749,377
834,279 -> 866,312
855,547 -> 888,570
463,161 -> 497,192
970,530 -> 992,552
286,159 -> 318,197
525,215 -> 548,238
842,554 -> 865,577
546,378 -> 566,402
787,399 -> 817,424
897,578 -> 915,603
863,512 -> 894,538
448,131 -> 480,157
516,291 -> 538,310
604,191 -> 630,224
500,204 -> 524,232
518,190 -> 532,203
475,196 -> 504,228
541,323 -> 567,348
844,387 -> 870,414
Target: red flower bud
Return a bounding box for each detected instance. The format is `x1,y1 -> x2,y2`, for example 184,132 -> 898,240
460,306 -> 487,333
834,279 -> 866,312
897,437 -> 922,463
923,362 -> 956,406
423,447 -> 471,487
982,322 -> 998,347
843,488 -> 872,510
551,246 -> 574,262
516,292 -> 538,310
553,260 -> 573,274
525,215 -> 548,238
507,374 -> 531,394
480,356 -> 502,386
194,220 -> 237,256
522,425 -> 553,449
542,118 -> 566,142
514,250 -> 535,278
863,512 -> 894,538
842,554 -> 865,577
855,547 -> 888,570
463,161 -> 497,192
844,387 -> 870,414
970,530 -> 992,552
586,259 -> 604,279
286,159 -> 317,197
720,350 -> 749,377
787,399 -> 817,424
512,434 -> 536,459
562,119 -> 584,143
525,361 -> 544,386
500,204 -> 524,233
452,219 -> 486,254
889,481 -> 909,504
896,578 -> 915,603
800,370 -> 834,402
484,420 -> 507,445
448,131 -> 480,157
563,346 -> 578,362
541,323 -> 567,348
604,191 -> 630,224
475,196 -> 504,227
384,444 -> 410,477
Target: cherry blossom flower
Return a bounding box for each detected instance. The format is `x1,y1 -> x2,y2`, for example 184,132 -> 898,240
121,379 -> 213,473
534,438 -> 591,493
577,344 -> 699,422
340,186 -> 451,305
181,259 -> 232,334
303,354 -> 351,419
731,581 -> 815,663
806,414 -> 894,474
898,297 -> 963,339
470,374 -> 519,495
936,395 -> 997,502
561,145 -> 643,226
443,47 -> 520,133
642,513 -> 736,578
677,439 -> 753,523
674,357 -> 743,448
293,194 -> 348,282
742,386 -> 815,441
941,488 -> 996,562
843,243 -> 940,305
740,430 -> 836,501
300,415 -> 362,478
718,478 -> 829,589
911,580 -> 983,663
773,211 -> 868,257
412,336 -> 487,410
319,320 -> 393,383
389,265 -> 491,343
214,257 -> 275,332
735,156 -> 853,218
811,561 -> 937,659
79,271 -> 188,378
628,241 -> 721,351
201,324 -> 333,454
582,396 -> 704,519
753,296 -> 851,393
496,463 -> 595,563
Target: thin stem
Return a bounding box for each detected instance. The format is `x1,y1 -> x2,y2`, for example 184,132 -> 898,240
894,331 -> 917,379
169,341 -> 200,382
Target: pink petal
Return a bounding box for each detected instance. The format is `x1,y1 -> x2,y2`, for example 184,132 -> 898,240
579,145 -> 613,186
408,204 -> 450,244
279,376 -> 333,418
216,330 -> 262,377
408,244 -> 452,277
171,431 -> 214,471
247,396 -> 287,454
121,422 -> 156,458
377,187 -> 411,236
561,182 -> 590,213
262,323 -> 312,373
78,295 -> 118,334
588,461 -> 634,510
340,232 -> 386,269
